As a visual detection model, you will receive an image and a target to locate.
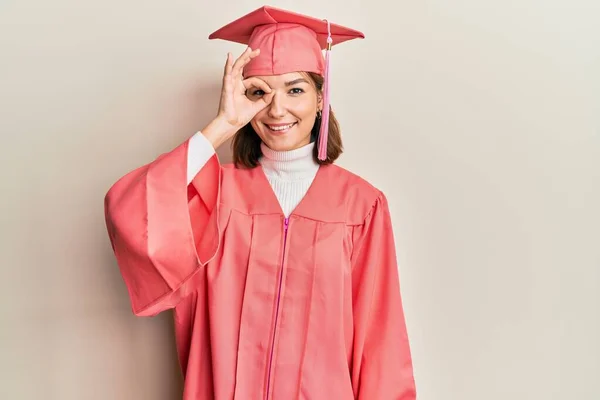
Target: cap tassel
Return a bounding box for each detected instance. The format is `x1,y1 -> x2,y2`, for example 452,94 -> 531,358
318,20 -> 332,161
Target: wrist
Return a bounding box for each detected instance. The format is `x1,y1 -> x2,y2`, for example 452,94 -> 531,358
201,116 -> 238,150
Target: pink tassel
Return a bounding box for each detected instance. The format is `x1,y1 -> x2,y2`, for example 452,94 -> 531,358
318,20 -> 332,161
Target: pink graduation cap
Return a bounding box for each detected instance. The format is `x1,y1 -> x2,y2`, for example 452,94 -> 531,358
208,5 -> 365,161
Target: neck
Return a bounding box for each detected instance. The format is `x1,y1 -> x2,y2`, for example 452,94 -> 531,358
259,142 -> 319,180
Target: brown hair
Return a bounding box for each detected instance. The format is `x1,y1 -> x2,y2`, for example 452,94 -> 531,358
232,72 -> 343,168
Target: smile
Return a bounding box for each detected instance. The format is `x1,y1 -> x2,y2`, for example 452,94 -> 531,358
266,122 -> 297,132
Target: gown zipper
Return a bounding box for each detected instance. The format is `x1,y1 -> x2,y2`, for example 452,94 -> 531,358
265,216 -> 289,399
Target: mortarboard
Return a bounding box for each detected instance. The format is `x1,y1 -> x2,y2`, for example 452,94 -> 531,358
208,5 -> 365,160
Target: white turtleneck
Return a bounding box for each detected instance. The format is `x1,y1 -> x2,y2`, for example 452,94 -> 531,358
186,131 -> 319,217
258,140 -> 319,217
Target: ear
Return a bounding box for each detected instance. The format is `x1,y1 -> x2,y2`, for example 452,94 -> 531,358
317,93 -> 323,111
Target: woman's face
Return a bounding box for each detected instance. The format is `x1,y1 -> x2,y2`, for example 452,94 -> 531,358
247,72 -> 321,152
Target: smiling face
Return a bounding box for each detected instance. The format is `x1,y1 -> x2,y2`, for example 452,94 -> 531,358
247,72 -> 322,152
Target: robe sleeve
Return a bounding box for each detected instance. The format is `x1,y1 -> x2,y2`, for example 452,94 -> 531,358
104,137 -> 222,317
350,192 -> 417,399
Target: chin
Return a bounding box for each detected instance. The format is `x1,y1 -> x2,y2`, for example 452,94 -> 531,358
265,135 -> 310,152
256,127 -> 309,151
265,139 -> 295,152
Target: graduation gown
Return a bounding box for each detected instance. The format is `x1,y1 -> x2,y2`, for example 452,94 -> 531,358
104,138 -> 416,399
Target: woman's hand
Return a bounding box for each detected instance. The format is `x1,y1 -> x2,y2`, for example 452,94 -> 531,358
202,47 -> 273,149
219,47 -> 274,129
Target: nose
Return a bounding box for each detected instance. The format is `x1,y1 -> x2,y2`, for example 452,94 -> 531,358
267,92 -> 287,119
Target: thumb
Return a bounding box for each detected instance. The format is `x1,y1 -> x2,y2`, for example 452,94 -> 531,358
252,91 -> 274,113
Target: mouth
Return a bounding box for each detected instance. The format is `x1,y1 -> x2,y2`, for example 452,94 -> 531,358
264,122 -> 297,133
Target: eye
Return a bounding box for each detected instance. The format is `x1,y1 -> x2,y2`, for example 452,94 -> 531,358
289,88 -> 304,95
249,89 -> 265,97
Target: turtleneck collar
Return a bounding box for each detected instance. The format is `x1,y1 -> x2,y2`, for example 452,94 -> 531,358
259,141 -> 319,181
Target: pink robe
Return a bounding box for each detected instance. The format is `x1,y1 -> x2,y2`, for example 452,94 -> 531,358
104,138 -> 416,399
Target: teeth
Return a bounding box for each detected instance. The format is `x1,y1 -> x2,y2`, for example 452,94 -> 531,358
268,123 -> 295,131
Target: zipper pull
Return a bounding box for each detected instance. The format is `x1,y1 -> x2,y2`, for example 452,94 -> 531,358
284,217 -> 289,230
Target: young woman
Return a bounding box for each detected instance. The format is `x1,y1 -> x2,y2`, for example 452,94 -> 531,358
104,5 -> 416,400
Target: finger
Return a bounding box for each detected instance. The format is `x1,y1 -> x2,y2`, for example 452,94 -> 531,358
231,47 -> 253,78
243,48 -> 261,65
233,48 -> 261,80
240,48 -> 261,74
221,54 -> 234,98
223,52 -> 232,78
242,77 -> 272,93
252,91 -> 274,113
222,53 -> 233,88
261,91 -> 275,106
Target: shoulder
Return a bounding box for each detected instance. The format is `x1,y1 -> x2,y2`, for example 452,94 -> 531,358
218,161 -> 256,193
325,164 -> 387,225
219,161 -> 260,182
220,161 -> 237,173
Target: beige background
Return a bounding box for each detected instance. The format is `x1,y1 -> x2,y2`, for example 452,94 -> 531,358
1,0 -> 599,399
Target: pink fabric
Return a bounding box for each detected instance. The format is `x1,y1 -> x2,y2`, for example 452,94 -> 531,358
104,138 -> 416,399
243,23 -> 325,78
208,5 -> 364,78
317,20 -> 332,161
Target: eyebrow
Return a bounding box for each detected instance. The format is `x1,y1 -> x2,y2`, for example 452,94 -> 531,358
285,78 -> 309,86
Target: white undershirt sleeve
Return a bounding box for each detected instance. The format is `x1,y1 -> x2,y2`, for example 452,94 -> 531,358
187,131 -> 216,185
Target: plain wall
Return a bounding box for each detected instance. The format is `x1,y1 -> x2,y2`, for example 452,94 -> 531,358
1,0 -> 598,399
